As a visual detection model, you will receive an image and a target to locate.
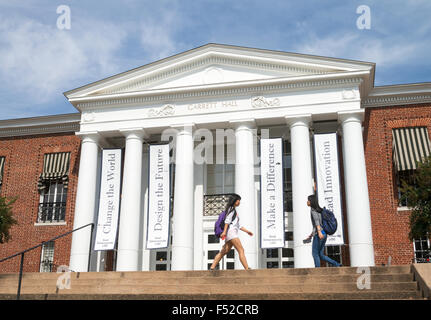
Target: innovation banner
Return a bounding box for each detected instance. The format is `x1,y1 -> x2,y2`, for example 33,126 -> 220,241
94,149 -> 122,251
146,144 -> 171,249
314,133 -> 344,246
260,138 -> 285,249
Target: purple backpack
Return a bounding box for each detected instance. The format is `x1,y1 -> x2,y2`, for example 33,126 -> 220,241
214,209 -> 236,238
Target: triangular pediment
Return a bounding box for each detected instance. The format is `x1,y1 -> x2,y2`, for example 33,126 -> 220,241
65,44 -> 375,102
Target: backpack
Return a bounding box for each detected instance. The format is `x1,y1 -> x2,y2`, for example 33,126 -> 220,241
214,209 -> 237,238
321,207 -> 337,235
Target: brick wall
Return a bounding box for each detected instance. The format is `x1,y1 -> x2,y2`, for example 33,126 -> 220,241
364,103 -> 431,266
0,133 -> 81,273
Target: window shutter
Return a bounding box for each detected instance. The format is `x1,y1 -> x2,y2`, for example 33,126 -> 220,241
392,127 -> 431,171
0,156 -> 4,186
38,152 -> 71,192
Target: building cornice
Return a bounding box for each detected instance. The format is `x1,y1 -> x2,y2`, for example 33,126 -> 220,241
71,72 -> 366,111
0,113 -> 80,138
363,83 -> 431,107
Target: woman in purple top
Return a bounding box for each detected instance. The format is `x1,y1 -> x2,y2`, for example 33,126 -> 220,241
210,193 -> 253,270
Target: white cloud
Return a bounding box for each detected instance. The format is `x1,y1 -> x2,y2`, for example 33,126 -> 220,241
294,32 -> 423,67
0,15 -> 127,105
138,8 -> 182,61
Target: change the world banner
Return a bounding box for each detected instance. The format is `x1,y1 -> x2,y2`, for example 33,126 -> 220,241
260,138 -> 285,249
314,133 -> 344,246
94,149 -> 122,251
146,144 -> 171,249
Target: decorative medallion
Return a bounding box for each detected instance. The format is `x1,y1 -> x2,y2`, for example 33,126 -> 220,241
251,96 -> 281,108
148,104 -> 175,118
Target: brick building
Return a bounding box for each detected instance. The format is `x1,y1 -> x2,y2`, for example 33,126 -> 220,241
0,44 -> 429,273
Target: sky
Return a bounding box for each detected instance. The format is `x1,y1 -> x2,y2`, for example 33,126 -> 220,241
0,0 -> 430,120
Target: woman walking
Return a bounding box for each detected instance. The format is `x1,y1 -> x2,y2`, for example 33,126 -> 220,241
210,193 -> 253,270
304,194 -> 342,267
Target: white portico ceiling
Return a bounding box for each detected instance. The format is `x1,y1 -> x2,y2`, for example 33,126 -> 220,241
64,43 -> 375,111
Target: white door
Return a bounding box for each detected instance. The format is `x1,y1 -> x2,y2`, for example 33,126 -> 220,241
203,230 -> 236,270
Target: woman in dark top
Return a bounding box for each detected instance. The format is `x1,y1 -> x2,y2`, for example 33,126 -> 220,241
305,194 -> 342,267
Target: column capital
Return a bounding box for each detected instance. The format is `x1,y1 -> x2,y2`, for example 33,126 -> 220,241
75,131 -> 101,144
285,114 -> 312,128
119,128 -> 148,140
337,109 -> 364,124
229,119 -> 256,130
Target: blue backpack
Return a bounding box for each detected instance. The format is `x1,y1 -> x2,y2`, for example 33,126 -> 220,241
214,209 -> 236,238
321,207 -> 337,235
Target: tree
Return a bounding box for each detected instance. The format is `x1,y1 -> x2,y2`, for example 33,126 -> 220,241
0,196 -> 18,244
400,155 -> 431,241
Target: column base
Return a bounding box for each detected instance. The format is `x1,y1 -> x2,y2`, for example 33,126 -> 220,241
116,249 -> 140,271
293,244 -> 315,268
349,243 -> 375,267
171,246 -> 194,271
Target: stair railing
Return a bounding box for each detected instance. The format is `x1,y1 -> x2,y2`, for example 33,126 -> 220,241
0,223 -> 94,300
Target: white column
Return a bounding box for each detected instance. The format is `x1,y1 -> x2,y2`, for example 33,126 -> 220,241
338,110 -> 375,267
69,133 -> 100,272
230,119 -> 258,269
116,129 -> 146,271
285,115 -> 315,268
171,124 -> 195,270
140,146 -> 151,271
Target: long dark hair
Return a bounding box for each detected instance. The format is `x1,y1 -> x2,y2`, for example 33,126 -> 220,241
308,194 -> 323,213
224,193 -> 241,214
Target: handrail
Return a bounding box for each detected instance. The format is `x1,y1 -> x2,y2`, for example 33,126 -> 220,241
0,222 -> 94,300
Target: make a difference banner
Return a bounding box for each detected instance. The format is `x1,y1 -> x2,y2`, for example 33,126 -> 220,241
260,138 -> 285,249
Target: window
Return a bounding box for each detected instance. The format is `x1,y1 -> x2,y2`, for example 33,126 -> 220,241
324,246 -> 342,267
37,180 -> 67,223
40,241 -> 55,272
0,156 -> 5,193
413,237 -> 430,263
392,127 -> 431,207
283,140 -> 293,212
396,170 -> 416,207
37,152 -> 70,223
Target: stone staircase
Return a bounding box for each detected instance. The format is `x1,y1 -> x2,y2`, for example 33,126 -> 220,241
0,265 -> 426,300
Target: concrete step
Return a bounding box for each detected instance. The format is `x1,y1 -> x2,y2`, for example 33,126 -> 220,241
0,281 -> 418,295
0,273 -> 414,287
0,265 -> 422,300
0,265 -> 413,281
0,290 -> 423,300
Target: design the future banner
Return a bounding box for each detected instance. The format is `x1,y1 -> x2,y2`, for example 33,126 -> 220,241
314,133 -> 344,246
94,149 -> 122,251
260,138 -> 285,249
146,144 -> 171,249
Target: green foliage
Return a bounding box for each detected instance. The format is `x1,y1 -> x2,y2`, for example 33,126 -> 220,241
0,196 -> 18,244
400,155 -> 431,240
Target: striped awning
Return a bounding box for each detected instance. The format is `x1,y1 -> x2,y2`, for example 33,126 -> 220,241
38,152 -> 71,191
0,156 -> 5,186
392,127 -> 431,171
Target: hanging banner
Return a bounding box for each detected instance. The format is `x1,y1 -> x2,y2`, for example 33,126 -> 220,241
260,138 -> 285,249
146,144 -> 171,249
314,133 -> 344,246
94,149 -> 122,251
